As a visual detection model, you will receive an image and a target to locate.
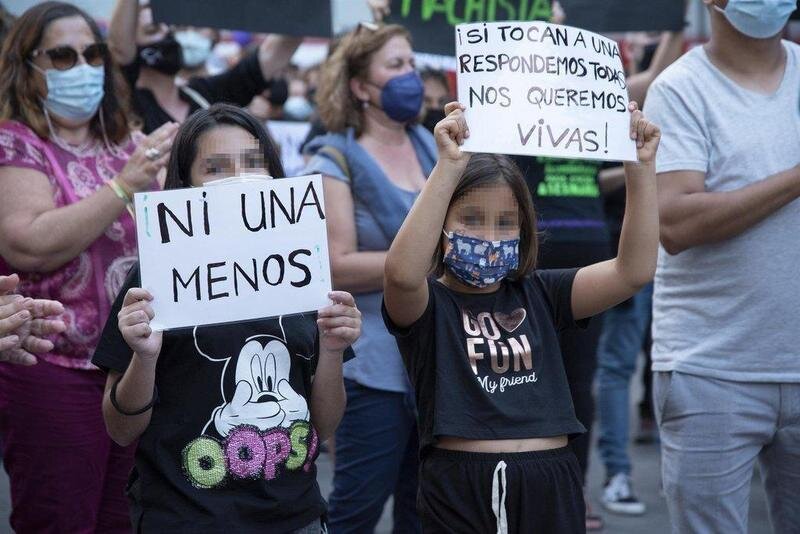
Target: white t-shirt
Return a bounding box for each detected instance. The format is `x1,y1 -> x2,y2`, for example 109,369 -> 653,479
644,42 -> 800,382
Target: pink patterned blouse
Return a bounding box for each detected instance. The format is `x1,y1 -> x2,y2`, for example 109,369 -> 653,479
0,120 -> 146,370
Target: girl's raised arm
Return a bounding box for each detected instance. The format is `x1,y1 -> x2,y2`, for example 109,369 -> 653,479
572,102 -> 661,320
383,102 -> 471,327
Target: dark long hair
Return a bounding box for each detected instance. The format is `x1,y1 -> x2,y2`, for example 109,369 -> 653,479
164,103 -> 285,190
0,1 -> 134,143
431,153 -> 539,280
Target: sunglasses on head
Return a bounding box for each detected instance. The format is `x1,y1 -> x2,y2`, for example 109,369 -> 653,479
30,42 -> 109,71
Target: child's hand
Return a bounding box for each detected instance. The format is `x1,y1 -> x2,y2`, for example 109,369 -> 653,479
318,291 -> 361,354
434,102 -> 471,169
629,101 -> 661,164
118,288 -> 162,361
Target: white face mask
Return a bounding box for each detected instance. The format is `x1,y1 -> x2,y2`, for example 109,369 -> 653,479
175,30 -> 213,69
283,96 -> 313,121
30,62 -> 105,121
204,174 -> 273,187
714,0 -> 797,39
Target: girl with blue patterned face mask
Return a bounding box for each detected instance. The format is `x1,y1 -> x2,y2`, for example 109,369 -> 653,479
440,179 -> 528,289
383,100 -> 663,533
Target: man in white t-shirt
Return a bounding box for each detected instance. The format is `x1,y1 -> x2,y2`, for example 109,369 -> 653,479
644,0 -> 800,532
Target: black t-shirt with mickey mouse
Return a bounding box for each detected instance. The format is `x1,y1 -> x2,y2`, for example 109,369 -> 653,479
382,269 -> 587,456
93,266 -> 352,532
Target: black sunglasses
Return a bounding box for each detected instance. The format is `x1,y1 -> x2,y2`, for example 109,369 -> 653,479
30,42 -> 109,71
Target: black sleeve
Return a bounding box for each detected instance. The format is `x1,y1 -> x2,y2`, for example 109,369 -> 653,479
119,59 -> 141,90
381,280 -> 436,378
533,268 -> 589,332
91,265 -> 141,373
187,49 -> 268,107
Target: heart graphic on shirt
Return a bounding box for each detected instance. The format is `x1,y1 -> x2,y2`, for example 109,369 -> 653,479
494,308 -> 526,333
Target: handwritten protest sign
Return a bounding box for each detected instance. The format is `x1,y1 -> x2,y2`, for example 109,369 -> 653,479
456,21 -> 637,162
134,175 -> 332,330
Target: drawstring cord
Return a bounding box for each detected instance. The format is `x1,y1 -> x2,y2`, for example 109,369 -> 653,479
491,460 -> 508,534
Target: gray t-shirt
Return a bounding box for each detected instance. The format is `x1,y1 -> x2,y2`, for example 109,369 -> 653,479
645,42 -> 800,382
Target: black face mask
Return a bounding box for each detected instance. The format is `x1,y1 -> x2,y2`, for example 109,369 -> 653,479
422,108 -> 446,134
138,33 -> 183,75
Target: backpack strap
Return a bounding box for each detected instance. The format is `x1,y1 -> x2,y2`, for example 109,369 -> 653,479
180,85 -> 211,109
317,145 -> 351,180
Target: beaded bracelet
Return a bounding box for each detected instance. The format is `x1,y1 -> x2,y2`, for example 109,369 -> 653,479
107,178 -> 135,217
107,178 -> 130,203
110,376 -> 157,416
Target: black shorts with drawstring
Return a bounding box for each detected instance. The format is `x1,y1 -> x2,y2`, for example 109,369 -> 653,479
418,446 -> 585,534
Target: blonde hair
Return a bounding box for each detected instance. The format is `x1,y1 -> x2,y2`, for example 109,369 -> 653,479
315,24 -> 411,136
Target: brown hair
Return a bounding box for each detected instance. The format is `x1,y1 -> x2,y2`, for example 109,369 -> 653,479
315,23 -> 411,136
0,1 -> 135,144
431,153 -> 539,280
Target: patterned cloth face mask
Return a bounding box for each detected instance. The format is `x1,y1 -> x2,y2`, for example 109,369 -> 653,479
442,230 -> 520,288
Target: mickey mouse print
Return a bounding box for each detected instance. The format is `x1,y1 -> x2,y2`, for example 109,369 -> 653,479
181,316 -> 320,489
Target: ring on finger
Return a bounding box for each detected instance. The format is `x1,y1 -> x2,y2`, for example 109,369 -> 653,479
144,147 -> 161,161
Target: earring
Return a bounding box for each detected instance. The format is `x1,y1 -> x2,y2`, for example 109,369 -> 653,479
361,100 -> 369,110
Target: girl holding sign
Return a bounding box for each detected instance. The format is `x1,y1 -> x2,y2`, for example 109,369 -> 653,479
93,104 -> 362,533
382,101 -> 660,533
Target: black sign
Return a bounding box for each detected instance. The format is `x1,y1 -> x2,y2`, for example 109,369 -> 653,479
559,0 -> 684,33
150,0 -> 333,38
388,0 -> 685,56
388,0 -> 553,55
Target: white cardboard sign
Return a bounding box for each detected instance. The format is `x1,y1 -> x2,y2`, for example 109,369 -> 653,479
134,175 -> 332,330
456,21 -> 637,162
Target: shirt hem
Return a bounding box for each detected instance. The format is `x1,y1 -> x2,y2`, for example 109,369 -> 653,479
651,361 -> 800,383
343,375 -> 409,394
432,421 -> 586,441
654,160 -> 707,174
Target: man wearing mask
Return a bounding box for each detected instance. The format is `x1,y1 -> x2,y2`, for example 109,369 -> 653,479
645,1 -> 800,532
108,0 -> 301,133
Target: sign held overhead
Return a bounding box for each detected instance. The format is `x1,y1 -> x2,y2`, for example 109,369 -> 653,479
456,21 -> 637,162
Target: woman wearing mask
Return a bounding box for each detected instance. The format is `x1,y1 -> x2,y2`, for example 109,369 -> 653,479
303,23 -> 435,533
0,2 -> 176,531
107,0 -> 302,133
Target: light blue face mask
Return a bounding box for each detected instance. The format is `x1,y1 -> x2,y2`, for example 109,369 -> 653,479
714,0 -> 797,39
30,62 -> 105,121
175,30 -> 212,69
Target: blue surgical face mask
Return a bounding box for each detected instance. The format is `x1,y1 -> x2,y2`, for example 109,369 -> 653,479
368,71 -> 424,123
714,0 -> 797,39
31,62 -> 105,121
442,230 -> 520,288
